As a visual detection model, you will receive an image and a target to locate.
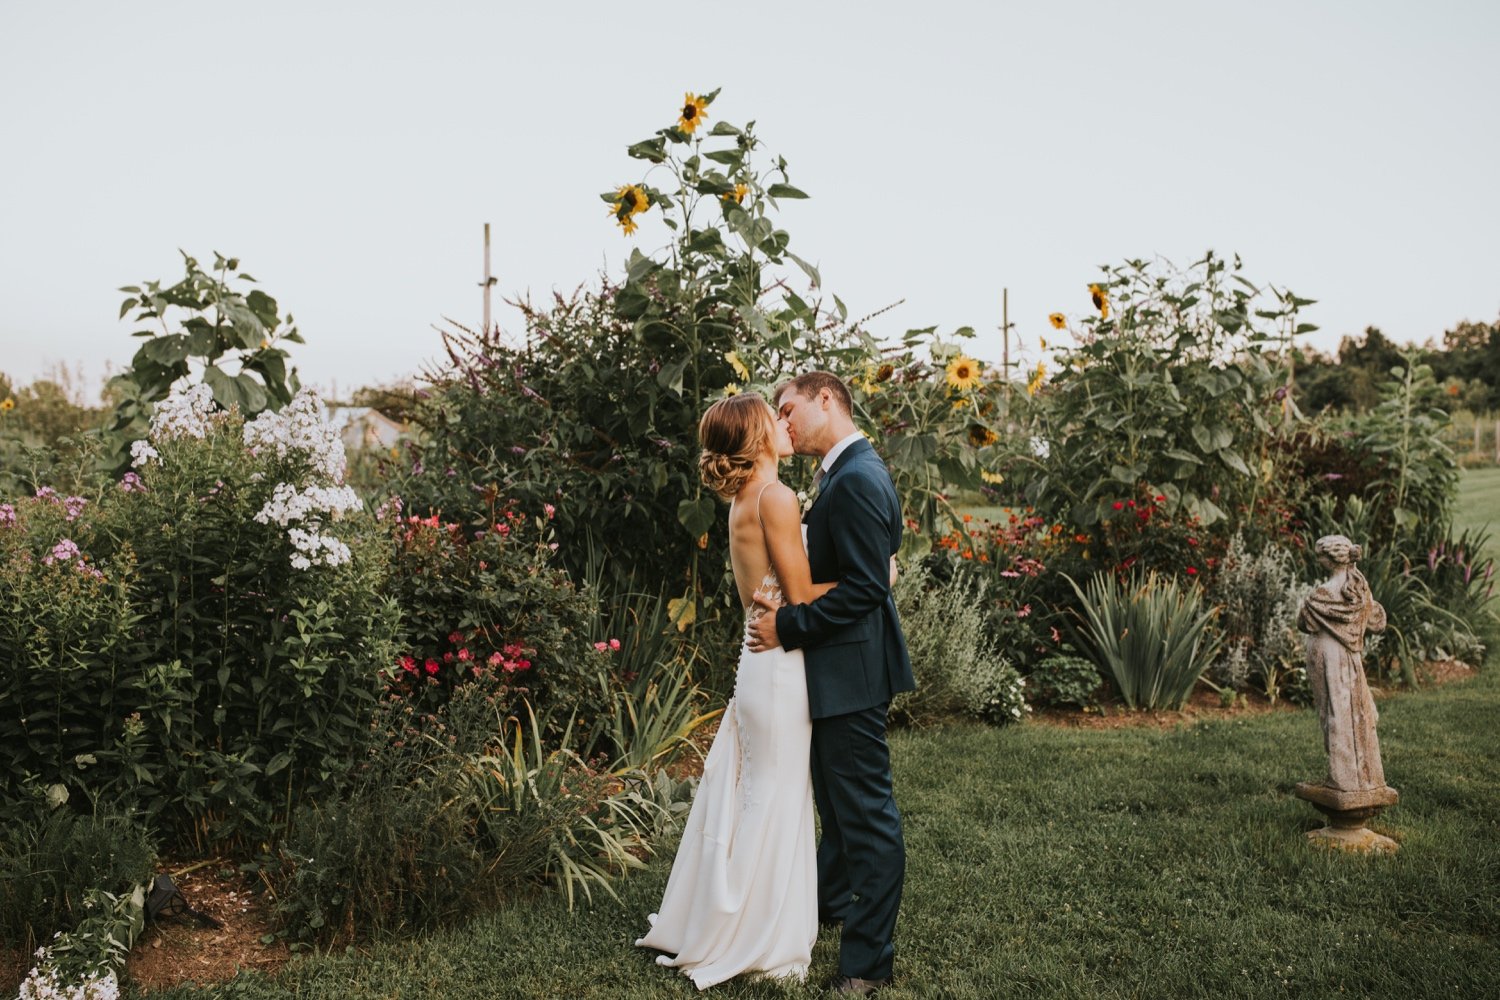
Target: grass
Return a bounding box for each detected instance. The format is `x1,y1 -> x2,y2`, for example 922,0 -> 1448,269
141,657 -> 1500,999
1455,467 -> 1500,560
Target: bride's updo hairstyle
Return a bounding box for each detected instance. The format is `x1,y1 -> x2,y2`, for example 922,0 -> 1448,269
699,392 -> 773,501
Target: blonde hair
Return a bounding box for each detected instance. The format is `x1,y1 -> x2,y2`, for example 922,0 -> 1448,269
699,392 -> 774,501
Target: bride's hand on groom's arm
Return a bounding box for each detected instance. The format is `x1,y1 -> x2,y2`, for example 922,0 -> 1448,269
746,594 -> 781,652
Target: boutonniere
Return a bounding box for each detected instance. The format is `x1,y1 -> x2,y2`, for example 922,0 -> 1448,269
797,487 -> 817,514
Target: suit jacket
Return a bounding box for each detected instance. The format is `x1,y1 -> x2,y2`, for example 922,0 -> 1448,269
776,437 -> 916,719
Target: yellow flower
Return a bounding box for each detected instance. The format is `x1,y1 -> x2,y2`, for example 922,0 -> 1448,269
722,183 -> 749,204
0,397 -> 13,412
678,93 -> 709,134
980,470 -> 1004,485
945,353 -> 981,391
725,351 -> 749,380
967,424 -> 998,447
1026,360 -> 1047,396
723,383 -> 741,396
260,338 -> 269,350
1039,336 -> 1048,351
611,184 -> 649,235
1089,283 -> 1110,319
1048,312 -> 1067,330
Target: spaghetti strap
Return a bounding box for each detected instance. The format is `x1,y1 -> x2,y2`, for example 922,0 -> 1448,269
753,480 -> 778,528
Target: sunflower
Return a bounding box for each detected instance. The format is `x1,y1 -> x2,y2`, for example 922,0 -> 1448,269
722,183 -> 749,204
1089,283 -> 1110,319
1048,312 -> 1067,330
945,353 -> 982,391
678,93 -> 709,134
968,424 -> 999,447
980,470 -> 1004,485
611,183 -> 649,235
723,383 -> 741,397
0,397 -> 13,412
725,351 -> 749,380
875,363 -> 894,383
1026,360 -> 1047,396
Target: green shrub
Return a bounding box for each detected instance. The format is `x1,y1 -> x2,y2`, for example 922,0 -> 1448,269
1210,533 -> 1314,704
270,698 -> 664,945
1066,571 -> 1220,711
1026,655 -> 1102,710
0,385 -> 399,851
0,800 -> 154,952
1034,253 -> 1306,561
892,561 -> 1028,725
380,498 -> 597,736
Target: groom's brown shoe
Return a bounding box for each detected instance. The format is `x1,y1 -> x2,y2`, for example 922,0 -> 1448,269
830,975 -> 892,996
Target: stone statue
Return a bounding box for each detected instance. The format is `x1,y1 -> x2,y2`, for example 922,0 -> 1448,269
1292,534 -> 1399,852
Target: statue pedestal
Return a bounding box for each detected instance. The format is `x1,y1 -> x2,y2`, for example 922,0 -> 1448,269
1294,782 -> 1399,854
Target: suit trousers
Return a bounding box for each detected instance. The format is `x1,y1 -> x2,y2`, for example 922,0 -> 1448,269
810,703 -> 905,980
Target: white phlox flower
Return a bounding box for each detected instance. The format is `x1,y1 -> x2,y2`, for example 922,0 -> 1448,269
255,481 -> 361,570
148,382 -> 218,442
242,388 -> 347,481
18,950 -> 120,1000
129,439 -> 160,468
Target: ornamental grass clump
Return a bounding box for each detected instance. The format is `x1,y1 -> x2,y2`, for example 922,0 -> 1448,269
1065,571 -> 1220,711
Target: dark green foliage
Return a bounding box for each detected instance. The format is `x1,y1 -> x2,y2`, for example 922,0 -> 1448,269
1025,655 -> 1102,710
0,413 -> 398,852
0,803 -> 154,950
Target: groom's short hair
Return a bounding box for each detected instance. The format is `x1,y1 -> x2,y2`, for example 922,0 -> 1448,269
776,371 -> 852,415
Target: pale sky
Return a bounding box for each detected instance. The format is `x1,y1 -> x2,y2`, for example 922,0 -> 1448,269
3,1 -> 1497,401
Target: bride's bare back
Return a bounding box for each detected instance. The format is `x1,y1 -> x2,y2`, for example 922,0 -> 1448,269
728,478 -> 830,615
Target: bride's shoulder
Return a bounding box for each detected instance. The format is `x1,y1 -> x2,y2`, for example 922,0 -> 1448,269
756,481 -> 799,522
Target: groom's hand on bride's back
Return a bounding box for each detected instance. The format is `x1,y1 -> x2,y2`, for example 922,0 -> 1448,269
746,594 -> 782,652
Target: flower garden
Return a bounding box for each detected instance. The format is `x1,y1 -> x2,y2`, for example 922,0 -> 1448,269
1,92 -> 1497,998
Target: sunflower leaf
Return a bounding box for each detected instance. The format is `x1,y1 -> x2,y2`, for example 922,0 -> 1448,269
708,121 -> 741,137
786,252 -> 821,289
767,183 -> 809,199
626,138 -> 666,163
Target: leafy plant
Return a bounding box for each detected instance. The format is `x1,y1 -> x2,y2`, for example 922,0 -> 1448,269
1065,571 -> 1221,711
1034,253 -> 1308,564
103,251 -> 303,472
1025,655 -> 1103,710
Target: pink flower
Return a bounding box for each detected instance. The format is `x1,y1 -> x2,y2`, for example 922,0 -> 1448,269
43,538 -> 81,565
0,504 -> 14,527
594,641 -> 608,652
488,651 -> 504,666
457,648 -> 472,662
119,472 -> 148,494
424,658 -> 440,675
498,523 -> 510,536
63,496 -> 88,521
399,655 -> 417,673
544,503 -> 556,519
1016,604 -> 1032,619
447,631 -> 464,644
608,638 -> 621,651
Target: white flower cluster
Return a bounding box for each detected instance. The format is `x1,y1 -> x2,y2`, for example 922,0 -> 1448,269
148,382 -> 217,442
18,950 -> 119,1000
254,481 -> 361,570
243,388 -> 347,481
129,439 -> 159,468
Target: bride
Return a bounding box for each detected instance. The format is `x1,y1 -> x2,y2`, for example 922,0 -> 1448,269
635,390 -> 834,988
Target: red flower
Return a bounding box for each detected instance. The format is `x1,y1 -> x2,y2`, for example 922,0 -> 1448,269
609,638 -> 621,651
1112,501 -> 1124,511
399,655 -> 417,673
447,631 -> 464,644
1185,566 -> 1198,576
1154,494 -> 1166,503
457,648 -> 472,662
424,658 -> 440,675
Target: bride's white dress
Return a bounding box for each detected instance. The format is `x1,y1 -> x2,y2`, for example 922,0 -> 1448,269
635,553 -> 817,989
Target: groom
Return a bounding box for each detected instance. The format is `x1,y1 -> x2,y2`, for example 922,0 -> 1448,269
747,371 -> 916,996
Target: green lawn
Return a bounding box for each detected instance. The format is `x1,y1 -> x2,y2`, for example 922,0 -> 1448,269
1456,468 -> 1500,560
143,657 -> 1500,999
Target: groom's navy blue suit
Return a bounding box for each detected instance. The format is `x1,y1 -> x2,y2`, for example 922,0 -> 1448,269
775,437 -> 915,982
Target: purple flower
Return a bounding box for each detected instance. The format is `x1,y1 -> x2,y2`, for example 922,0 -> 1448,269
119,472 -> 148,493
44,538 -> 81,565
0,503 -> 15,526
63,496 -> 88,521
34,486 -> 58,503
